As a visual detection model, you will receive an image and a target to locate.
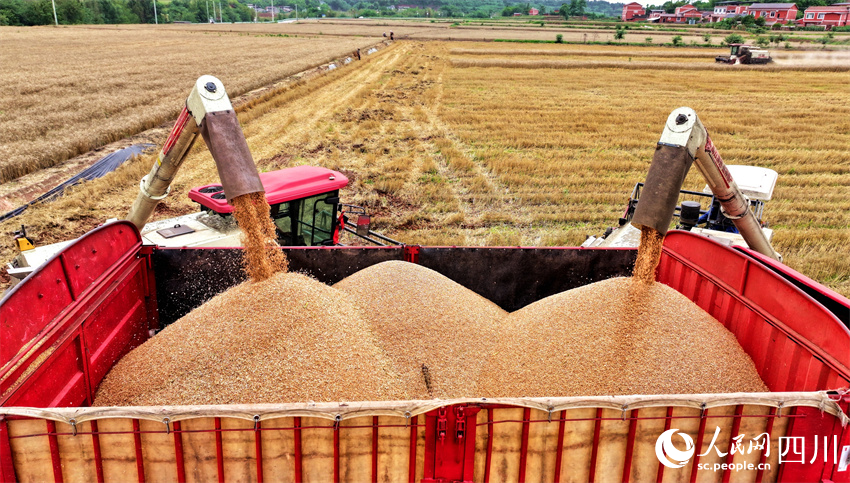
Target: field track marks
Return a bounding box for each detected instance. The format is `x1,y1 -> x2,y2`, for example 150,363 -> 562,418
414,44 -> 523,237
241,43 -> 407,164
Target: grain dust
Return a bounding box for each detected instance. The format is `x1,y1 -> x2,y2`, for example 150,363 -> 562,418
93,272 -> 404,406
334,261 -> 506,399
231,192 -> 289,282
477,277 -> 768,397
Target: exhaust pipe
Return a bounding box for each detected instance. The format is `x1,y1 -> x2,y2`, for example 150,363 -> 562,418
127,75 -> 264,230
631,107 -> 781,261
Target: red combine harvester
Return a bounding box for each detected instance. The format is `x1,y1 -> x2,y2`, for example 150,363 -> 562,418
0,78 -> 848,483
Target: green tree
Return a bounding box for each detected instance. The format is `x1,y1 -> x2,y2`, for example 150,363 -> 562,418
672,34 -> 683,45
724,33 -> 745,44
568,0 -> 586,16
23,0 -> 55,24
614,25 -> 625,40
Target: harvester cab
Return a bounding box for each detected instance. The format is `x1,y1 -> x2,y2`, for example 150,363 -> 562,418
715,43 -> 772,64
129,74 -> 400,249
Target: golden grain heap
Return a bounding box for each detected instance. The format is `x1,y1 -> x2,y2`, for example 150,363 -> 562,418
97,263 -> 766,405
334,261 -> 506,398
93,272 -> 404,406
477,277 -> 767,397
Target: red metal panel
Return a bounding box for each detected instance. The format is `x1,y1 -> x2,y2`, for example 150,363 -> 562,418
661,231 -> 850,391
484,409 -> 493,483
0,259 -> 72,367
294,417 -> 302,483
422,405 -> 480,483
621,409 -> 638,483
588,408 -> 602,483
83,268 -> 149,386
333,420 -> 340,483
372,416 -> 379,483
7,337 -> 86,408
655,407 -> 673,483
215,418 -> 225,483
254,419 -> 263,483
0,222 -> 151,409
173,421 -> 186,483
554,410 -> 566,483
721,405 -> 743,483
518,408 -> 530,483
689,409 -> 709,483
90,420 -> 105,483
777,406 -> 840,482
133,419 -> 145,483
46,420 -> 63,483
61,222 -> 140,297
0,417 -> 16,483
755,408 -> 776,483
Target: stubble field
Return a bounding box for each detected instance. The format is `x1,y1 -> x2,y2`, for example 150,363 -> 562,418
0,26 -> 380,186
1,28 -> 848,296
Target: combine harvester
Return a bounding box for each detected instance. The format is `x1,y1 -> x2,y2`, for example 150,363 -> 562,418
716,44 -> 773,65
1,78 -> 848,483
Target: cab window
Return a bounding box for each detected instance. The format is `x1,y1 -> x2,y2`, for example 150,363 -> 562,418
269,202 -> 292,242
296,192 -> 338,246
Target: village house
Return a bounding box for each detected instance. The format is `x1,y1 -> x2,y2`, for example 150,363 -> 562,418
621,2 -> 645,21
799,3 -> 850,28
748,2 -> 798,24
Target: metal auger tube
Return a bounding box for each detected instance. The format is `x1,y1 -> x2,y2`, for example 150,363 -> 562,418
126,75 -> 264,230
631,107 -> 780,261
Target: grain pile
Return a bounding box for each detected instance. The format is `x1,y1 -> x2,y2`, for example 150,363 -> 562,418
334,261 -> 506,399
94,272 -> 404,406
232,192 -> 289,282
477,277 -> 767,397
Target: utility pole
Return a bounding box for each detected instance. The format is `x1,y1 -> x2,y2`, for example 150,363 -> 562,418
271,0 -> 274,21
153,0 -> 158,24
219,0 -> 222,21
295,4 -> 297,20
206,0 -> 210,21
51,0 -> 58,24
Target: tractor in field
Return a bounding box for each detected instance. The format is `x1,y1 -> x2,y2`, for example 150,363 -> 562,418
716,43 -> 773,64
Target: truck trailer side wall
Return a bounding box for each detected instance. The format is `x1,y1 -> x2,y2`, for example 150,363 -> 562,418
1,221 -> 849,483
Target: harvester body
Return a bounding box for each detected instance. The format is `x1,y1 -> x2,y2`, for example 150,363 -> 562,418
715,44 -> 773,64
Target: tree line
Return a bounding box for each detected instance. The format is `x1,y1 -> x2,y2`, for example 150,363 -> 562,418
0,0 -> 835,26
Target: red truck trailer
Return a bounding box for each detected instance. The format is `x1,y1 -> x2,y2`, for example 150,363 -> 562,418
1,221 -> 848,483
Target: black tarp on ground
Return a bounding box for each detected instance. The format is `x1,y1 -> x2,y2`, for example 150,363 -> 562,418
0,143 -> 154,223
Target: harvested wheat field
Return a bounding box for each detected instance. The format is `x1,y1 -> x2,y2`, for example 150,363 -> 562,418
334,261 -> 506,399
2,40 -> 849,299
93,272 -> 404,406
477,277 -> 768,397
0,26 -> 380,184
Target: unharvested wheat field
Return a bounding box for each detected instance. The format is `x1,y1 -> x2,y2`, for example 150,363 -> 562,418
0,26 -> 380,185
1,40 -> 848,296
